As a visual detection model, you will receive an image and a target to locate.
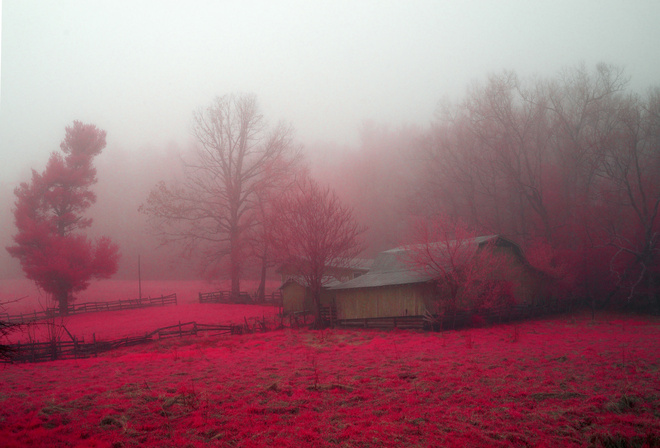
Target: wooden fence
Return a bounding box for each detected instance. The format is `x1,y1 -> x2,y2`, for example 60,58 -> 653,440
1,294 -> 178,325
336,315 -> 426,330
5,316 -> 272,364
334,303 -> 557,331
198,290 -> 282,305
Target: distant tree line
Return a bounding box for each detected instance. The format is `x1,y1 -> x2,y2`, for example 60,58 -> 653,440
139,65 -> 659,313
412,63 -> 659,311
6,63 -> 657,317
318,63 -> 659,312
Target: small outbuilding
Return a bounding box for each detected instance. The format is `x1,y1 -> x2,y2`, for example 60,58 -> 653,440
277,260 -> 372,316
329,235 -> 546,322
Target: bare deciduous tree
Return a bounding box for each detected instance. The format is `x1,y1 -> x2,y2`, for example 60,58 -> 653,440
141,94 -> 299,298
270,176 -> 366,325
598,89 -> 660,307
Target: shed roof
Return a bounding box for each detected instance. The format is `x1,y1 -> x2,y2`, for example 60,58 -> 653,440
330,235 -> 512,290
277,257 -> 373,274
279,276 -> 344,289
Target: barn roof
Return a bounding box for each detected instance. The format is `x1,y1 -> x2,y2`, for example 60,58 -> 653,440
330,235 -> 513,290
279,276 -> 345,289
277,257 -> 373,274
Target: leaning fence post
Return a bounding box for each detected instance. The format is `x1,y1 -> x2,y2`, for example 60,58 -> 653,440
93,333 -> 97,357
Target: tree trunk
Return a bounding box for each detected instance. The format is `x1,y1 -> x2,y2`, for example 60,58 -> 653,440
229,229 -> 241,300
257,256 -> 267,303
57,290 -> 69,316
230,266 -> 240,301
648,272 -> 659,314
311,282 -> 323,328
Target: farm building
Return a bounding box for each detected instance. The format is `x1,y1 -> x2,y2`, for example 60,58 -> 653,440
277,259 -> 372,315
329,235 -> 546,323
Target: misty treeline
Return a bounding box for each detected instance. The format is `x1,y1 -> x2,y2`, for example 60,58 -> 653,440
2,63 -> 657,313
332,63 -> 659,312
419,63 -> 659,311
137,63 -> 659,312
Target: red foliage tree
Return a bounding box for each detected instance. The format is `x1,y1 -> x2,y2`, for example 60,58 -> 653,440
6,122 -> 120,315
270,176 -> 366,325
405,215 -> 516,328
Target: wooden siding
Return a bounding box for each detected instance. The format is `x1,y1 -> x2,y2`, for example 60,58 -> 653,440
281,282 -> 310,314
335,283 -> 435,320
490,245 -> 548,306
332,241 -> 549,321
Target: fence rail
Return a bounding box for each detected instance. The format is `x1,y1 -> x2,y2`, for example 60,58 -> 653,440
335,304 -> 556,331
337,315 -> 426,330
4,317 -> 271,364
1,294 -> 178,325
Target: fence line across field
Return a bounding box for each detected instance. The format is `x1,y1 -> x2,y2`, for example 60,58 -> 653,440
5,317 -> 270,364
4,294 -> 563,363
198,290 -> 282,305
333,303 -> 558,330
0,293 -> 178,325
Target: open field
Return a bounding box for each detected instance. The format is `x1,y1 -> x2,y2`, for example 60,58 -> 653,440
0,278 -> 282,314
1,278 -> 282,345
5,303 -> 280,344
1,312 -> 658,447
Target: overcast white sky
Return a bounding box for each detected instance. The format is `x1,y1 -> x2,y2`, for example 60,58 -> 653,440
1,0 -> 659,186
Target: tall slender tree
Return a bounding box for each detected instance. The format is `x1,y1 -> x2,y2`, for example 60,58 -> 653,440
7,121 -> 120,315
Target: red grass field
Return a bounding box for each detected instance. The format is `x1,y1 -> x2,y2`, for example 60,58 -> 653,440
6,302 -> 280,344
1,278 -> 281,344
0,278 -> 281,314
1,310 -> 658,447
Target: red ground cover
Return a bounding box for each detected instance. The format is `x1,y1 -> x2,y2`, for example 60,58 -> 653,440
2,278 -> 282,343
0,278 -> 281,313
1,313 -> 658,447
7,303 -> 280,344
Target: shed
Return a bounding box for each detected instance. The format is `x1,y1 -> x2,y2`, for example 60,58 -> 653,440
330,235 -> 545,321
278,259 -> 372,315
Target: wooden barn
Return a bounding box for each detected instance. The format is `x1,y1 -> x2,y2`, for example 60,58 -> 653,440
329,235 -> 545,323
278,260 -> 372,315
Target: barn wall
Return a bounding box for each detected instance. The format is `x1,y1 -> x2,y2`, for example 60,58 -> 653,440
320,289 -> 336,308
492,245 -> 547,306
282,282 -> 338,315
281,282 -> 309,314
335,283 -> 434,319
468,244 -> 547,306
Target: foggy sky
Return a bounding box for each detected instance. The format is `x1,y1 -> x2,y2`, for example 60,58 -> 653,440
2,0 -> 659,187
